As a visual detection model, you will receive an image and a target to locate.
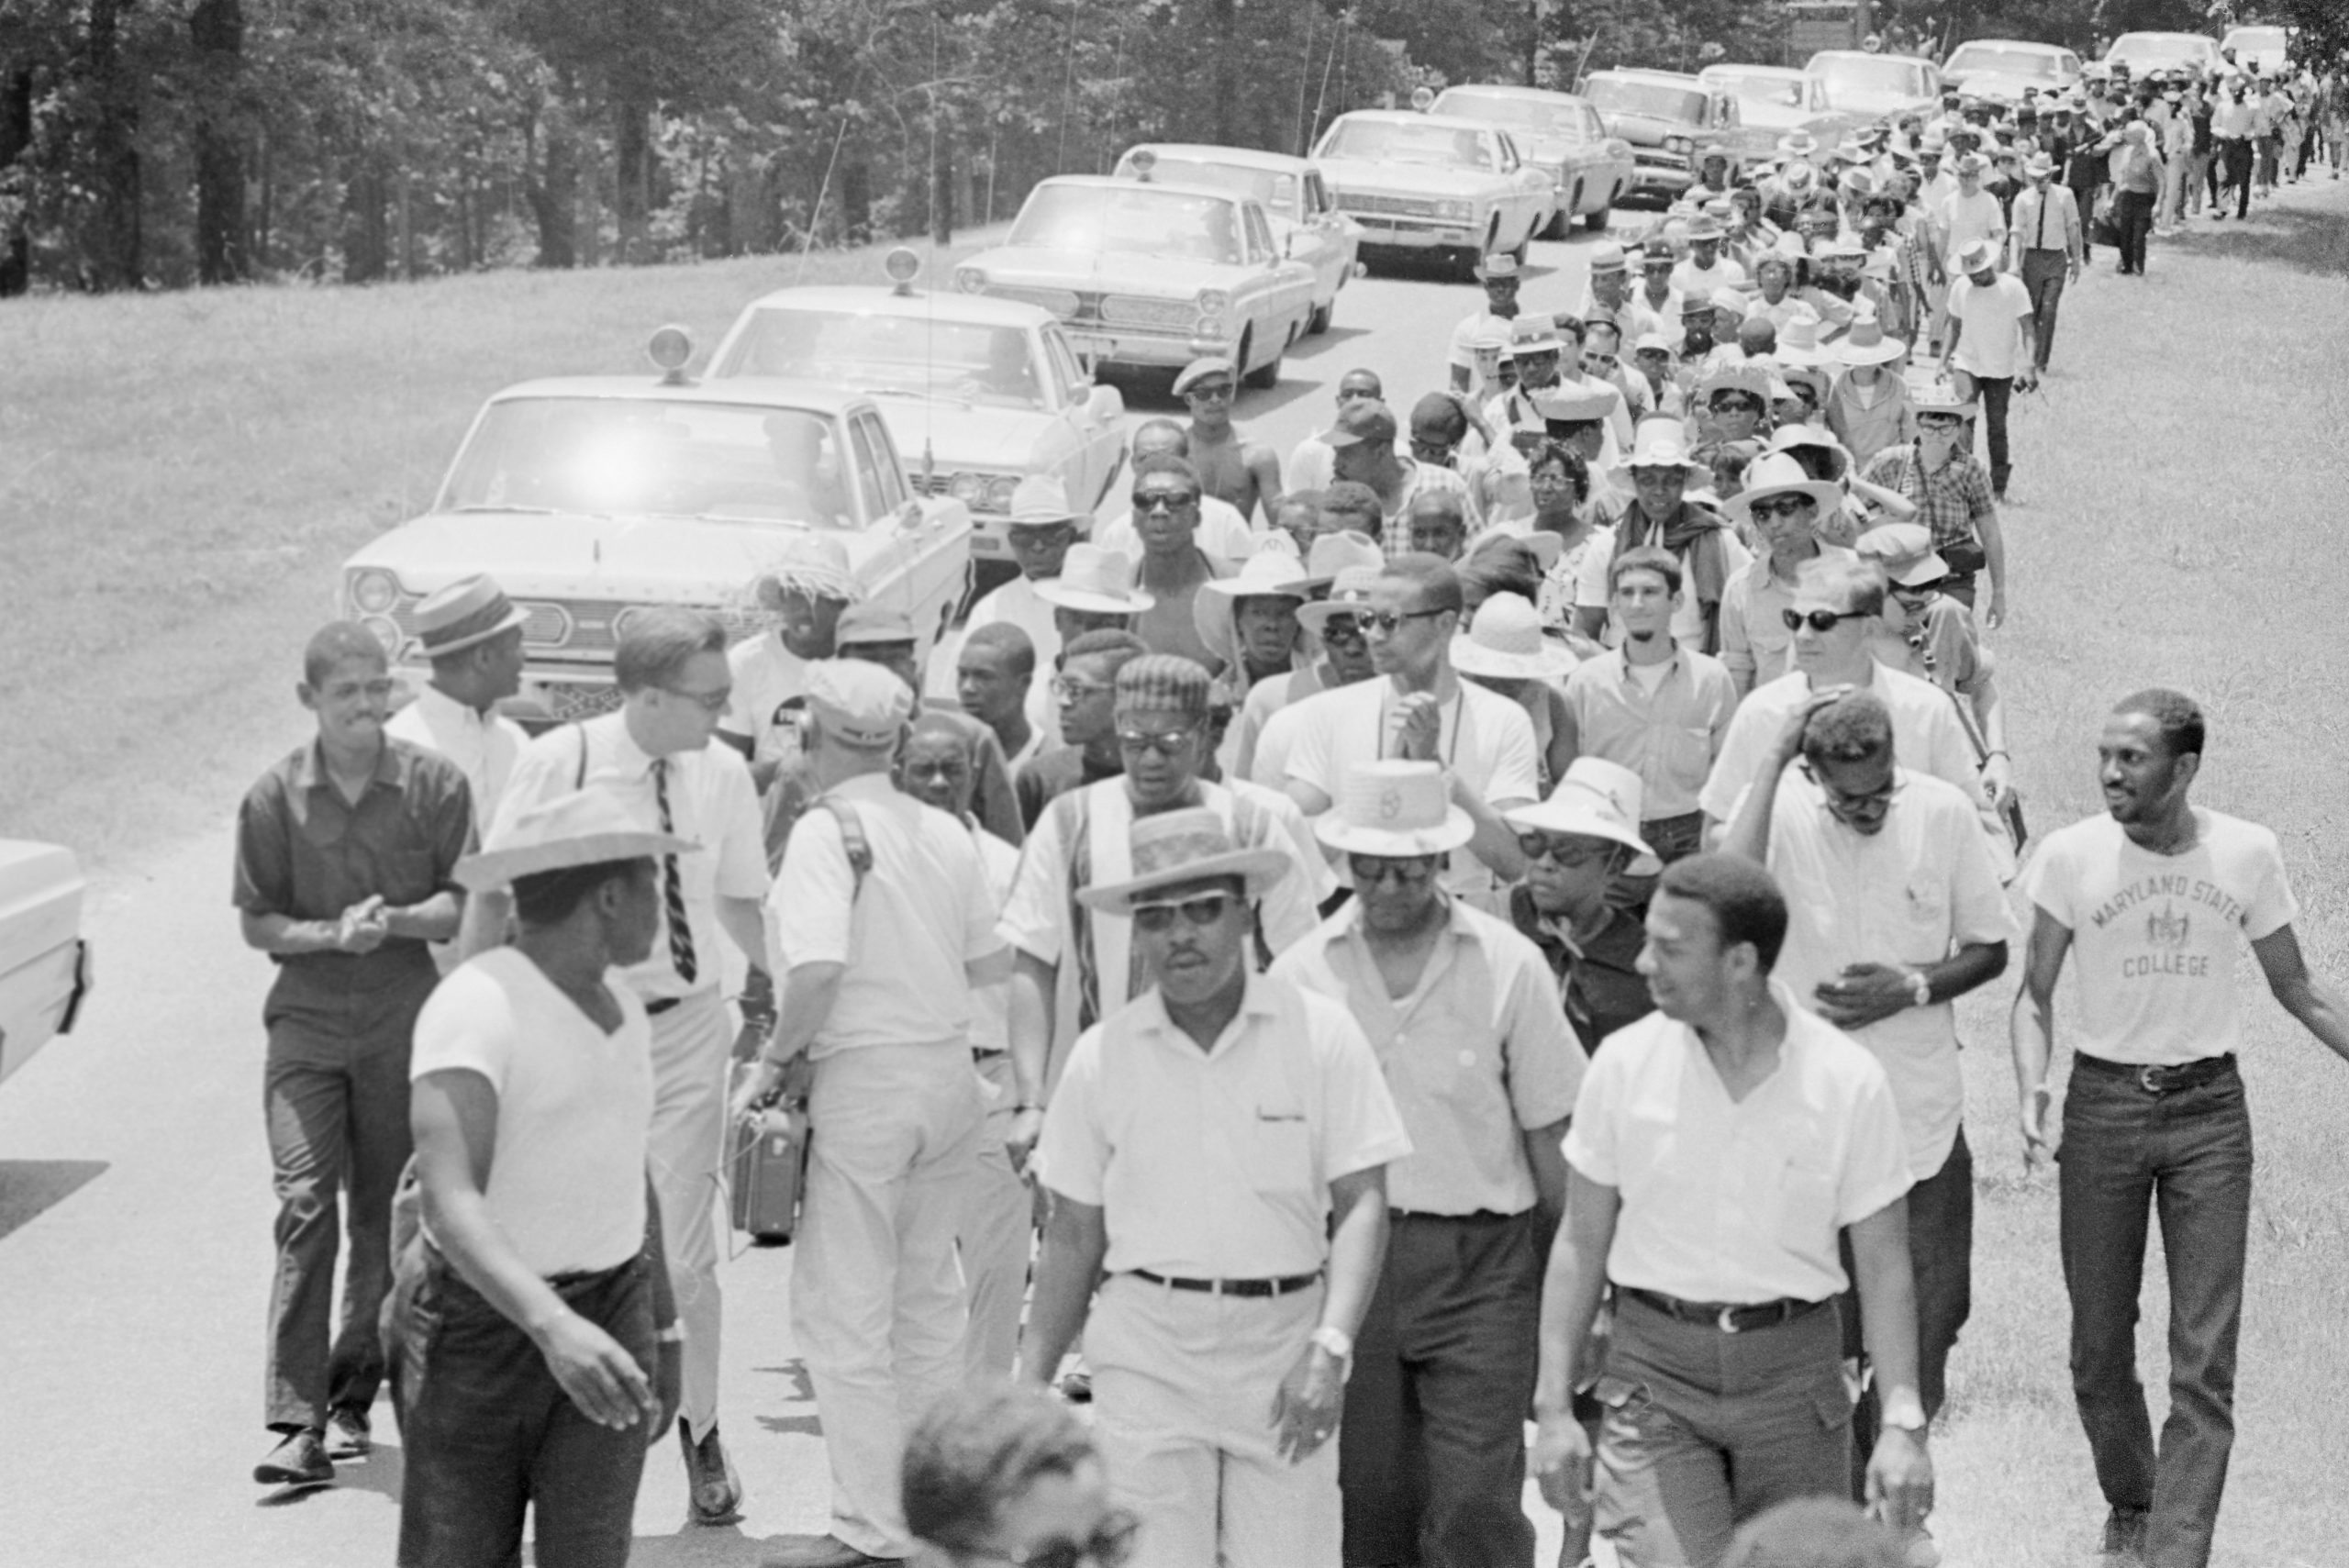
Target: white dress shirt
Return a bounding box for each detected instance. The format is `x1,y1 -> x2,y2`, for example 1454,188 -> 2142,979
385,683 -> 526,834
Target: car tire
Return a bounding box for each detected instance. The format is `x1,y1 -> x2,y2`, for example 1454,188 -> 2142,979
1308,298 -> 1333,335
1542,184 -> 1578,241
1244,328 -> 1282,391
1585,190 -> 1614,231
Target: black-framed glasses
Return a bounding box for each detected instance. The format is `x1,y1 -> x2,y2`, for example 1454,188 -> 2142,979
1133,492 -> 1198,514
1182,381 -> 1236,403
1130,892 -> 1235,932
1347,854 -> 1440,886
1364,607 -> 1450,636
1748,495 -> 1818,520
1782,607 -> 1870,633
1517,831 -> 1613,867
964,1507 -> 1144,1568
1916,414 -> 1965,429
1116,725 -> 1199,757
1008,524 -> 1077,550
1052,676 -> 1112,701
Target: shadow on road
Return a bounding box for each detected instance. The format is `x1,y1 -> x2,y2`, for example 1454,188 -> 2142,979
0,1158 -> 107,1242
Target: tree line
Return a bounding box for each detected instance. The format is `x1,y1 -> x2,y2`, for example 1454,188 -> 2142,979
0,0 -> 2321,296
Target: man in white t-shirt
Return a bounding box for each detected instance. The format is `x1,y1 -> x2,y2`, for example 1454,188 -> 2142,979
400,789 -> 678,1567
1940,237 -> 2038,500
1669,214 -> 1749,297
1282,555 -> 1540,903
1447,251 -> 1534,392
2012,689 -> 2349,1568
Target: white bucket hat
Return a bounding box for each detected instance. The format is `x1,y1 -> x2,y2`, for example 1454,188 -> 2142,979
1313,761 -> 1475,859
1723,452 -> 1844,526
1610,418 -> 1709,485
1034,543 -> 1153,615
1450,593 -> 1575,681
1504,758 -> 1659,873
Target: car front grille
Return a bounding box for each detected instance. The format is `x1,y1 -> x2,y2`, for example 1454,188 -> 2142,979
1334,192 -> 1443,218
1098,295 -> 1196,329
988,284 -> 1081,317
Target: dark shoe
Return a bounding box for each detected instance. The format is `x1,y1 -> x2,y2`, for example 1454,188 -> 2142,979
254,1429 -> 335,1485
1054,1369 -> 1094,1404
760,1536 -> 903,1568
2099,1507 -> 2149,1565
680,1418 -> 744,1526
325,1406 -> 372,1459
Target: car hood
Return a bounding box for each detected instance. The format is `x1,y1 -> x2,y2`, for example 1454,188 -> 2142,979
1598,113 -> 1698,148
961,246 -> 1251,295
864,400 -> 1048,472
348,512 -> 889,601
1821,87 -> 1936,116
1317,158 -> 1501,196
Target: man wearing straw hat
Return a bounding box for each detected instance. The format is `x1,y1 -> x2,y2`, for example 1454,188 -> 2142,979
732,661 -> 1010,1568
722,534 -> 864,791
2006,152 -> 2083,373
1274,761 -> 1582,1568
1194,550 -> 1313,702
398,789 -> 687,1567
1021,807 -> 1411,1568
1671,213 -> 1748,297
385,573 -> 530,834
239,621 -> 473,1487
475,606 -> 769,1526
1581,420 -> 1749,657
963,475 -> 1090,751
1238,550 -> 1386,788
1717,453 -> 1855,695
1449,251 -> 1538,394
1502,758 -> 1663,1051
1860,379 -> 2006,620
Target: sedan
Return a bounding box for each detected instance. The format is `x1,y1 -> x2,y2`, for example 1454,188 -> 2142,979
1429,84 -> 1636,236
1698,63 -> 1853,166
1804,50 -> 1944,119
1942,38 -> 2084,102
1112,143 -> 1361,335
1311,108 -> 1555,278
0,840 -> 92,1088
2100,32 -> 2221,80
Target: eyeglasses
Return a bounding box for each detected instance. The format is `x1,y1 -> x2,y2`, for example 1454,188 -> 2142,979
1116,725 -> 1199,757
1182,383 -> 1236,403
1008,525 -> 1076,550
1805,764 -> 1900,814
1517,831 -> 1614,867
661,684 -> 732,715
1916,415 -> 1965,429
1347,854 -> 1440,886
1781,607 -> 1871,633
1888,580 -> 1944,604
1130,892 -> 1235,932
1709,396 -> 1764,415
1529,470 -> 1579,491
1747,495 -> 1818,520
1133,492 -> 1198,514
1052,676 -> 1112,701
965,1508 -> 1143,1568
1364,607 -> 1451,636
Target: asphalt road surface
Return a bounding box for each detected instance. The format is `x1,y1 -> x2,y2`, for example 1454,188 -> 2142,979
0,218 -> 1636,1568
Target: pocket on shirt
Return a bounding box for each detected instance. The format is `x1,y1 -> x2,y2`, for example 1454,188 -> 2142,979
1658,724 -> 1715,784
1241,1109 -> 1314,1195
1891,881 -> 1954,965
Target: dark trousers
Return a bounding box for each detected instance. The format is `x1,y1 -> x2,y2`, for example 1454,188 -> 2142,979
2067,179 -> 2100,255
262,962 -> 434,1431
2113,190 -> 2156,273
1969,375 -> 2015,496
2221,139 -> 2254,217
1342,1210 -> 1542,1568
2059,1056 -> 2252,1568
2018,249 -> 2069,370
1593,1293 -> 1849,1568
397,1253 -> 655,1568
1839,1129 -> 1975,1496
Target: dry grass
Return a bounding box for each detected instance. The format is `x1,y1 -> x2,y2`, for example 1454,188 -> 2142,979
0,233 -> 988,877
1924,183 -> 2349,1565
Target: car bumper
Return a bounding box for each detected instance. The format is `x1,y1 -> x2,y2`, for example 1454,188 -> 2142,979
1347,217 -> 1484,251
1630,158 -> 1694,194
1063,327 -> 1239,372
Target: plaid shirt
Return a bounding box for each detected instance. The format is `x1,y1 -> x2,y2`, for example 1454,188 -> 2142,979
1862,441 -> 1996,557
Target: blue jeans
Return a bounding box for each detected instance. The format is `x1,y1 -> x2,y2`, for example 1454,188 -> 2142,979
2059,1056 -> 2253,1568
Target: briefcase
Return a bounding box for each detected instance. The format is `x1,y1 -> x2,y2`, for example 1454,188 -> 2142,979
729,1101 -> 807,1245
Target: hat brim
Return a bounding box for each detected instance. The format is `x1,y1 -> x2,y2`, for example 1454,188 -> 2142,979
1315,806 -> 1476,859
1877,550 -> 1950,586
1609,454 -> 1709,485
1296,595 -> 1376,632
419,602 -> 532,659
455,829 -> 694,893
1035,582 -> 1154,615
1831,336 -> 1909,366
1725,478 -> 1845,524
1450,633 -> 1575,681
1075,847 -> 1293,915
1198,572 -> 1310,603
1500,799 -> 1655,867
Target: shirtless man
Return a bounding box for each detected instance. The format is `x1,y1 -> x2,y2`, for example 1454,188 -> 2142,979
1174,357 -> 1283,525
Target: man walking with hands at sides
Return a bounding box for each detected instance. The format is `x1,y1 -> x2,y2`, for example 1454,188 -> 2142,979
238,622 -> 472,1486
1274,761 -> 1583,1568
1020,808 -> 1412,1568
473,607 -> 770,1527
2007,153 -> 2083,374
1531,855 -> 1934,1568
732,662 -> 1011,1568
397,792 -> 684,1568
1939,238 -> 2035,503
2012,690 -> 2349,1568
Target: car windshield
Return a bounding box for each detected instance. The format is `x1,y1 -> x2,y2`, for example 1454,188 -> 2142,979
1128,157 -> 1296,215
1812,56 -> 1929,106
1709,71 -> 1807,108
1435,92 -> 1584,137
1945,45 -> 2063,80
715,310 -> 1044,410
438,398 -> 863,527
1009,184 -> 1242,264
1318,117 -> 1496,170
2110,34 -> 2207,65
1582,79 -> 1708,122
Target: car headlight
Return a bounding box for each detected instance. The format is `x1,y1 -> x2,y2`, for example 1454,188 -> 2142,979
1195,288 -> 1230,320
1436,200 -> 1473,221
983,476 -> 1019,513
611,606 -> 651,644
948,472 -> 985,505
953,266 -> 987,295
360,616 -> 405,659
1664,136 -> 1694,156
348,568 -> 402,614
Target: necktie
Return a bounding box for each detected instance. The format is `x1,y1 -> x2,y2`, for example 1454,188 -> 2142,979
2035,189 -> 2047,249
652,758 -> 697,984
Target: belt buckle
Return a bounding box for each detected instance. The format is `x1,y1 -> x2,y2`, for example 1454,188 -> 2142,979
2137,1065 -> 2167,1095
1716,1304 -> 1742,1335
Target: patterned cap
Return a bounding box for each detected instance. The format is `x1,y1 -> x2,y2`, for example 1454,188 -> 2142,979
1114,653 -> 1212,719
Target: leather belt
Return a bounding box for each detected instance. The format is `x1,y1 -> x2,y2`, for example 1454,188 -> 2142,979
1624,1286 -> 1830,1335
1389,1208 -> 1521,1224
2075,1051 -> 2235,1096
645,996 -> 683,1017
1130,1268 -> 1322,1299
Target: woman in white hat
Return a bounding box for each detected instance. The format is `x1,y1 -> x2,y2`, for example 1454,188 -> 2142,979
1453,593 -> 1579,795
1823,314 -> 1914,467
1499,760 -> 1661,1054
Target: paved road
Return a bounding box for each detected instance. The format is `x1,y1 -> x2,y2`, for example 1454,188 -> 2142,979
0,223 -> 1632,1567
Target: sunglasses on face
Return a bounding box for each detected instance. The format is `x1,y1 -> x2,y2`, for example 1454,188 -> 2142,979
1348,854 -> 1440,886
1318,613 -> 1368,643
968,1509 -> 1145,1568
1782,607 -> 1870,633
1517,832 -> 1613,867
1364,606 -> 1450,636
1133,492 -> 1198,514
1889,580 -> 1944,604
1748,495 -> 1818,520
662,684 -> 731,715
1183,383 -> 1236,403
1116,725 -> 1199,757
1130,892 -> 1236,932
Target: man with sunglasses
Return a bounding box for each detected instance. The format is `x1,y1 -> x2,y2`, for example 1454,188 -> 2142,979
1002,656 -> 1319,1166
1720,691 -> 2012,1526
1240,559 -> 1386,792
1096,421 -> 1259,566
1501,758 -> 1663,1051
474,607 -> 770,1527
965,476 -> 1095,754
1698,557 -> 2004,869
1119,457 -> 1233,671
1173,356 -> 1284,527
1275,761 -> 1581,1568
1282,556 -> 1541,904
1284,368 -> 1390,494
1718,453 -> 1855,696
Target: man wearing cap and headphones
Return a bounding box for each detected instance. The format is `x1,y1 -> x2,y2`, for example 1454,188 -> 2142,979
385,573 -> 530,836
732,660 -> 1011,1568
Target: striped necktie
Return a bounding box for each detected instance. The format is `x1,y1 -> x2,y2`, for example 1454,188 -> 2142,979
652,758 -> 697,984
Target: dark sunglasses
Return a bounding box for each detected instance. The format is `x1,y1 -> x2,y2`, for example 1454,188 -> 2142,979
1517,831 -> 1613,867
972,1508 -> 1144,1568
1782,607 -> 1871,633
1133,492 -> 1198,514
1318,613 -> 1368,643
1347,854 -> 1439,886
1364,607 -> 1450,636
1748,495 -> 1818,520
1130,892 -> 1236,932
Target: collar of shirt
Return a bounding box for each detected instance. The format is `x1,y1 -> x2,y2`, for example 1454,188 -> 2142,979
1326,894 -> 1479,1011
1129,969 -> 1284,1061
289,734 -> 410,796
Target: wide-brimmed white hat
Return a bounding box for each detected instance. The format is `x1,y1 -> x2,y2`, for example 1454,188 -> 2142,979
1774,312 -> 1827,366
1451,592 -> 1575,681
1697,361 -> 1772,407
1856,521 -> 1949,586
1504,758 -> 1658,872
1314,761 -> 1475,859
1723,452 -> 1843,525
1831,314 -> 1907,366
1034,543 -> 1153,615
1194,551 -> 1311,670
455,789 -> 695,893
1766,423 -> 1852,482
1952,237 -> 2000,274
1005,474 -> 1085,530
1296,564 -> 1384,634
1611,418 -> 1708,484
1075,806 -> 1292,914
1302,529 -> 1386,589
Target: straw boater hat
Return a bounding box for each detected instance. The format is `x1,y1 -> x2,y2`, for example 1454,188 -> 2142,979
1832,314 -> 1907,366
410,573 -> 530,659
1507,318 -> 1564,358
1295,564 -> 1383,635
748,533 -> 863,613
1005,473 -> 1086,532
1777,129 -> 1820,160
1450,594 -> 1575,682
1313,761 -> 1475,859
1475,252 -> 1523,282
454,789 -> 696,894
1034,543 -> 1153,615
1531,383 -> 1617,426
1909,377 -> 1979,419
1856,522 -> 1949,586
1723,452 -> 1843,526
1611,418 -> 1708,484
1075,806 -> 1291,915
1587,240 -> 1629,274
1503,758 -> 1658,873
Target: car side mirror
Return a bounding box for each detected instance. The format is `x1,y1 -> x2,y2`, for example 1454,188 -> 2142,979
895,499 -> 927,531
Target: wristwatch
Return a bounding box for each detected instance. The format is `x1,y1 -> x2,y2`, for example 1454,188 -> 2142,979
1880,1397 -> 1930,1438
1308,1326 -> 1354,1368
1906,968 -> 1932,1008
